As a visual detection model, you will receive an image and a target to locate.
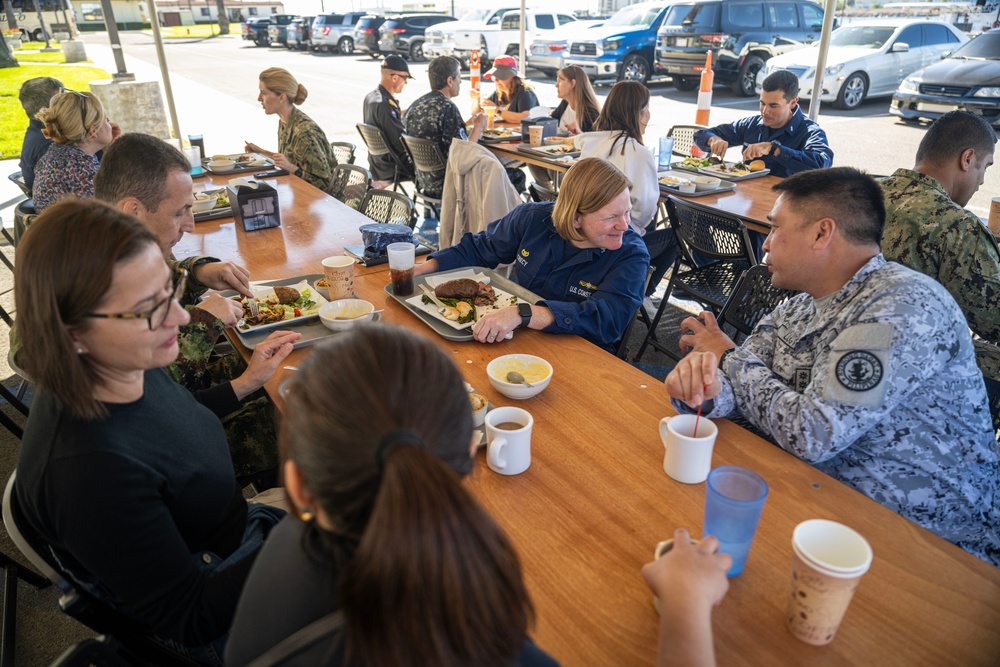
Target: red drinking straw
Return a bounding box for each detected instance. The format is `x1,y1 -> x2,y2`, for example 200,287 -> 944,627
693,384 -> 707,438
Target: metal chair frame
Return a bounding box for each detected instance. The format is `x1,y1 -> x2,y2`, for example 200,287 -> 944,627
716,264 -> 797,344
528,182 -> 557,203
359,189 -> 416,228
2,473 -> 201,667
329,141 -> 356,166
328,164 -> 371,211
635,196 -> 757,363
400,135 -> 445,219
355,123 -> 412,195
7,173 -> 30,199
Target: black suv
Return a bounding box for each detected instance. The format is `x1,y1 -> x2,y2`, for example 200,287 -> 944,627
377,14 -> 457,62
656,0 -> 827,95
354,14 -> 387,58
242,14 -> 295,47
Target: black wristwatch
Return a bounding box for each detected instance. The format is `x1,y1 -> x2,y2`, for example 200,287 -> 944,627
517,302 -> 532,328
769,141 -> 781,156
719,347 -> 737,369
294,167 -> 304,178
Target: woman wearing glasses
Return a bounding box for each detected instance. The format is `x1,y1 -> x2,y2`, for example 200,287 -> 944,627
32,91 -> 118,212
13,199 -> 297,664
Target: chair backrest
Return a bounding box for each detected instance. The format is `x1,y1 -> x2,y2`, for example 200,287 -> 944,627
717,264 -> 797,341
529,183 -> 557,203
355,123 -> 390,157
614,264 -> 655,360
2,473 -> 202,667
667,124 -> 709,157
401,135 -> 447,174
666,196 -> 757,264
8,171 -> 31,198
359,189 -> 415,228
329,141 -> 356,166
328,164 -> 371,210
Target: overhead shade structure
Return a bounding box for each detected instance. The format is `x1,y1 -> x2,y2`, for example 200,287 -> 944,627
807,0 -> 839,120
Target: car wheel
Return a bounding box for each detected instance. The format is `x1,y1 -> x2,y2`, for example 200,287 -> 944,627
338,37 -> 354,55
731,55 -> 765,96
31,28 -> 45,41
255,35 -> 269,47
410,41 -> 424,62
672,75 -> 699,91
369,51 -> 382,59
619,53 -> 650,84
834,72 -> 868,110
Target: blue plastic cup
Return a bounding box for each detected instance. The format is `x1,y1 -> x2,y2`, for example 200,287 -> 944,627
658,136 -> 674,169
703,466 -> 768,577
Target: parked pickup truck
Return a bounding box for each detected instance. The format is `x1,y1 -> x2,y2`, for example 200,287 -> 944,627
242,15 -> 295,47
455,11 -> 578,71
562,2 -> 670,85
310,12 -> 367,54
440,7 -> 519,68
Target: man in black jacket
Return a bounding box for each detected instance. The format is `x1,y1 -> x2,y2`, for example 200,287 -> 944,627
363,54 -> 415,188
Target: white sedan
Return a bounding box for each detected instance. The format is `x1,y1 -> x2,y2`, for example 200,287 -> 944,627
757,20 -> 968,110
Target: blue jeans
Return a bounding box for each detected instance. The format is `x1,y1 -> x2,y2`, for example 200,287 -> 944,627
61,503 -> 285,666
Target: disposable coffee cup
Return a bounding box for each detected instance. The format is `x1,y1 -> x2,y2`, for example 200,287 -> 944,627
659,414 -> 717,484
651,537 -> 700,614
386,242 -> 415,297
529,126 -> 544,148
485,406 -> 532,475
322,256 -> 355,300
989,197 -> 1000,237
786,519 -> 873,646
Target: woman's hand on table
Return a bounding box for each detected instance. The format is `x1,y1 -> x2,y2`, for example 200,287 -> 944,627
272,153 -> 297,173
193,261 -> 252,297
664,351 -> 723,409
230,330 -> 301,400
197,294 -> 243,328
472,306 -> 520,344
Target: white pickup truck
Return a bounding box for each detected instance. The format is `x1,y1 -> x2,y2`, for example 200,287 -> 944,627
424,7 -> 519,67
453,11 -> 577,70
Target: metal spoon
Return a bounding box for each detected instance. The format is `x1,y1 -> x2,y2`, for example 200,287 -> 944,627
506,371 -> 533,388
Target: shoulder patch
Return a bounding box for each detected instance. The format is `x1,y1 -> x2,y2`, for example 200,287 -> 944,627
835,350 -> 883,392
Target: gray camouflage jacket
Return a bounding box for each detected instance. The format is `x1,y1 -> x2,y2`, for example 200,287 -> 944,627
674,255 -> 999,566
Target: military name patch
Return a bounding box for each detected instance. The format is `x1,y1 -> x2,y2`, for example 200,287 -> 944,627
835,350 -> 882,392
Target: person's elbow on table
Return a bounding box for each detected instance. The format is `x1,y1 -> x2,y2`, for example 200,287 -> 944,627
664,352 -> 722,408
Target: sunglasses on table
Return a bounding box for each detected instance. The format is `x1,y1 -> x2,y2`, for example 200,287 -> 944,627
84,270 -> 188,331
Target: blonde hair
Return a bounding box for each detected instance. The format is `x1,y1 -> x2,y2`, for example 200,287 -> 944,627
259,67 -> 308,105
551,158 -> 632,243
37,91 -> 105,146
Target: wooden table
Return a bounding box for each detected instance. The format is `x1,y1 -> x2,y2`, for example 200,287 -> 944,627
174,171 -> 376,279
249,270 -> 1000,667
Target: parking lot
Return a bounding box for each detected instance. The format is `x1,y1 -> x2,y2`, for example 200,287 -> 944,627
76,30 -> 999,216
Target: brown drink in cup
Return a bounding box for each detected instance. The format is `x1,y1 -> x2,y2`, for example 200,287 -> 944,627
386,242 -> 416,297
390,267 -> 414,296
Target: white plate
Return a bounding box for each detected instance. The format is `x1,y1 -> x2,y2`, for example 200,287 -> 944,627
235,279 -> 330,333
404,271 -> 522,331
698,163 -> 771,180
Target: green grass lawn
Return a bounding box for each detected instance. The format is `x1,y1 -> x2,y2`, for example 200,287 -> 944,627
13,51 -> 68,64
159,24 -> 223,38
0,63 -> 112,161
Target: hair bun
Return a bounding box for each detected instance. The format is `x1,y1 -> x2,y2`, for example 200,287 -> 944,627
295,83 -> 308,105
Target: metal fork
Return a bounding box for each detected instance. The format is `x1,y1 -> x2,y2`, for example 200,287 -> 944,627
247,298 -> 259,318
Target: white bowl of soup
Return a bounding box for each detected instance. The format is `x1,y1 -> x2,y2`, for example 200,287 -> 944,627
486,354 -> 553,399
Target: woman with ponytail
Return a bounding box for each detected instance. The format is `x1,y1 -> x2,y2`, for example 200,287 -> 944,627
245,67 -> 336,192
225,325 -> 557,666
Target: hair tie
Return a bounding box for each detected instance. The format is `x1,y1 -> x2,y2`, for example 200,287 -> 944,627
376,428 -> 424,471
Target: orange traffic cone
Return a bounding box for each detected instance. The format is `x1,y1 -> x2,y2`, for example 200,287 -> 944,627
694,50 -> 714,126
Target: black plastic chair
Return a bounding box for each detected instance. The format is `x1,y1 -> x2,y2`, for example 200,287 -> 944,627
327,164 -> 371,210
11,201 -> 35,249
359,189 -> 415,228
355,123 -> 412,195
716,264 -> 797,344
635,196 -> 756,363
615,265 -> 655,361
6,173 -> 30,199
400,135 -> 445,219
528,182 -> 557,203
2,473 -> 201,667
667,124 -> 710,157
329,141 -> 356,166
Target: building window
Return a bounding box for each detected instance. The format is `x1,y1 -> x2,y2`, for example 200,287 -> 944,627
200,7 -> 210,16
248,7 -> 257,15
271,7 -> 277,14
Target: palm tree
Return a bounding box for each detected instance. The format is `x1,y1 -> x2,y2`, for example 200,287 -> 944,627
216,0 -> 229,34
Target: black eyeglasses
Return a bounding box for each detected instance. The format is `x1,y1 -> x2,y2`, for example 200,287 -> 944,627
85,269 -> 188,331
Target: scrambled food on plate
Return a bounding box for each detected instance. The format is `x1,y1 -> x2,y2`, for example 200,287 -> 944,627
679,156 -> 712,170
702,160 -> 765,177
235,286 -> 319,329
538,144 -> 576,154
423,278 -> 507,324
194,189 -> 229,209
483,129 -> 517,139
658,175 -> 693,187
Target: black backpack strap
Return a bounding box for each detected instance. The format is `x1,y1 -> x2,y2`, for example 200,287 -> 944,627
245,610 -> 345,667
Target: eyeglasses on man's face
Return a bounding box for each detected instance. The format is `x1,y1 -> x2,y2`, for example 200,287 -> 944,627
84,269 -> 188,331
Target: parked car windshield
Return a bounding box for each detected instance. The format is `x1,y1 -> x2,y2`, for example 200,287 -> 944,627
951,31 -> 1000,59
829,25 -> 896,49
663,3 -> 719,30
606,4 -> 662,28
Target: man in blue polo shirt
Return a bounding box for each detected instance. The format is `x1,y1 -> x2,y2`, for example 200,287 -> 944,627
693,70 -> 833,177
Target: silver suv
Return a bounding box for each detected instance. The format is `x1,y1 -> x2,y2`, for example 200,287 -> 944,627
311,12 -> 367,54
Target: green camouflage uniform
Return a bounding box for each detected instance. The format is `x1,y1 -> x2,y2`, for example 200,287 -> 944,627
278,106 -> 336,193
880,168 -> 1000,382
169,257 -> 279,480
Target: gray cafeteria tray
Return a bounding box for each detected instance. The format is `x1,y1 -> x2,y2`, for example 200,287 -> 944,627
194,207 -> 233,223
657,171 -> 737,198
384,266 -> 541,342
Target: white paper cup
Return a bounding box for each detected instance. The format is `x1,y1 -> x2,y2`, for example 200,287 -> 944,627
659,414 -> 717,484
529,126 -> 544,148
989,197 -> 1000,237
321,256 -> 355,300
485,406 -> 532,475
786,520 -> 873,646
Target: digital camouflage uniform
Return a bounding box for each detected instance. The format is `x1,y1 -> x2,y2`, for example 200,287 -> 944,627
169,257 -> 279,480
673,255 -> 1000,566
880,168 -> 1000,383
278,106 -> 336,193
402,90 -> 468,198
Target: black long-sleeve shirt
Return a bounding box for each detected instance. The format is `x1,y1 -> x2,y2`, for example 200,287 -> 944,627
363,84 -> 414,182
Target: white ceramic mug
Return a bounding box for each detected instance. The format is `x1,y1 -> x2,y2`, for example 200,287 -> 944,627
486,406 -> 533,475
659,414 -> 718,484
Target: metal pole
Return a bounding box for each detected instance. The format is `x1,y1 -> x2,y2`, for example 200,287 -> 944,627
148,0 -> 181,140
807,0 -> 838,120
518,0 -> 525,78
99,0 -> 134,80
33,0 -> 51,48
